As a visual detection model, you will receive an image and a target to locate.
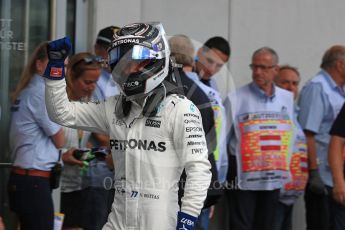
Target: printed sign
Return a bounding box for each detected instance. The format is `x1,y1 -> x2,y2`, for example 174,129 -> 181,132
0,18 -> 25,51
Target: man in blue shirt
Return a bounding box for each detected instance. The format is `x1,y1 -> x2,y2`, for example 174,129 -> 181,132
298,45 -> 345,230
273,65 -> 308,230
224,47 -> 294,230
93,26 -> 120,100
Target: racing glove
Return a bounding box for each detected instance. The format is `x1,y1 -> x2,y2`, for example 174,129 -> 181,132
43,36 -> 72,80
308,169 -> 328,195
176,211 -> 197,230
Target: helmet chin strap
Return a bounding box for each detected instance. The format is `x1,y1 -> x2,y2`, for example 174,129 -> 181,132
141,83 -> 166,117
115,83 -> 166,118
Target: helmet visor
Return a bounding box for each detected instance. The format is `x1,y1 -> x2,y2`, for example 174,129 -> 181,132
109,45 -> 165,69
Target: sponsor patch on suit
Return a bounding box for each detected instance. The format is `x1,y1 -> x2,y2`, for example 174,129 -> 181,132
145,119 -> 161,128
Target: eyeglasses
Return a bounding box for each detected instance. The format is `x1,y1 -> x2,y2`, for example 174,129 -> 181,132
72,56 -> 107,69
249,64 -> 275,71
83,56 -> 105,64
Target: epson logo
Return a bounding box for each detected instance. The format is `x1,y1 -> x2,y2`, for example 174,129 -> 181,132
185,127 -> 203,132
110,139 -> 166,152
145,119 -> 161,128
113,38 -> 140,47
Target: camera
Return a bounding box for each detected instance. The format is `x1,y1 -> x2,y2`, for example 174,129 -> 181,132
72,148 -> 90,160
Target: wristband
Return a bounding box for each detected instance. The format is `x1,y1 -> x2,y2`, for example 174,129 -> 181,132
176,211 -> 197,230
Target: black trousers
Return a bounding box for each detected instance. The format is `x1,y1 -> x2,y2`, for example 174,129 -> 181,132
81,187 -> 115,230
226,154 -> 280,230
8,173 -> 54,230
305,184 -> 345,230
272,202 -> 293,230
304,183 -> 329,230
227,188 -> 280,230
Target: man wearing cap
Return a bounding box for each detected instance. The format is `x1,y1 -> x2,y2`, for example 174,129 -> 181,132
93,26 -> 120,100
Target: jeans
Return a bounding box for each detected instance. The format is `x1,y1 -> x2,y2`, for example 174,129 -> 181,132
8,173 -> 54,230
81,187 -> 115,230
195,208 -> 209,230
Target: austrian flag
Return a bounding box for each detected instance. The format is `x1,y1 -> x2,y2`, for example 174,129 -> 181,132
260,135 -> 281,151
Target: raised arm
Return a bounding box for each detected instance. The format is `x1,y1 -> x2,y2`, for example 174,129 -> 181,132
43,37 -> 109,134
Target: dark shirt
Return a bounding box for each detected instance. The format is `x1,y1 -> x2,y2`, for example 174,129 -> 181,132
330,102 -> 345,138
177,69 -> 217,152
200,78 -> 211,87
175,68 -> 221,208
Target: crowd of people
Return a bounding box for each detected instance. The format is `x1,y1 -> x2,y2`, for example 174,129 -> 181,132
3,21 -> 345,230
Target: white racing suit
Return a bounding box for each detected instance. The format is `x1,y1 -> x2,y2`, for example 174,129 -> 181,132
45,79 -> 211,230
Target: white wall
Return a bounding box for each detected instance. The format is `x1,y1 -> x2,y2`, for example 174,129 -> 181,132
87,0 -> 345,98
86,0 -> 232,97
230,0 -> 345,89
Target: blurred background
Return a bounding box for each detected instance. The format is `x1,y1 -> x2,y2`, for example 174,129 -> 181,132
1,0 -> 345,229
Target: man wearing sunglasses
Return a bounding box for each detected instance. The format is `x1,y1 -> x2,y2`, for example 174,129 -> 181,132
43,22 -> 211,230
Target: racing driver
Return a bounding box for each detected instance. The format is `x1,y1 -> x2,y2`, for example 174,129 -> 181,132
43,22 -> 211,230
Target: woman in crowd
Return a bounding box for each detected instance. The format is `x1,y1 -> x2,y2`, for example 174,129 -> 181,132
60,52 -> 103,230
8,42 -> 64,230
